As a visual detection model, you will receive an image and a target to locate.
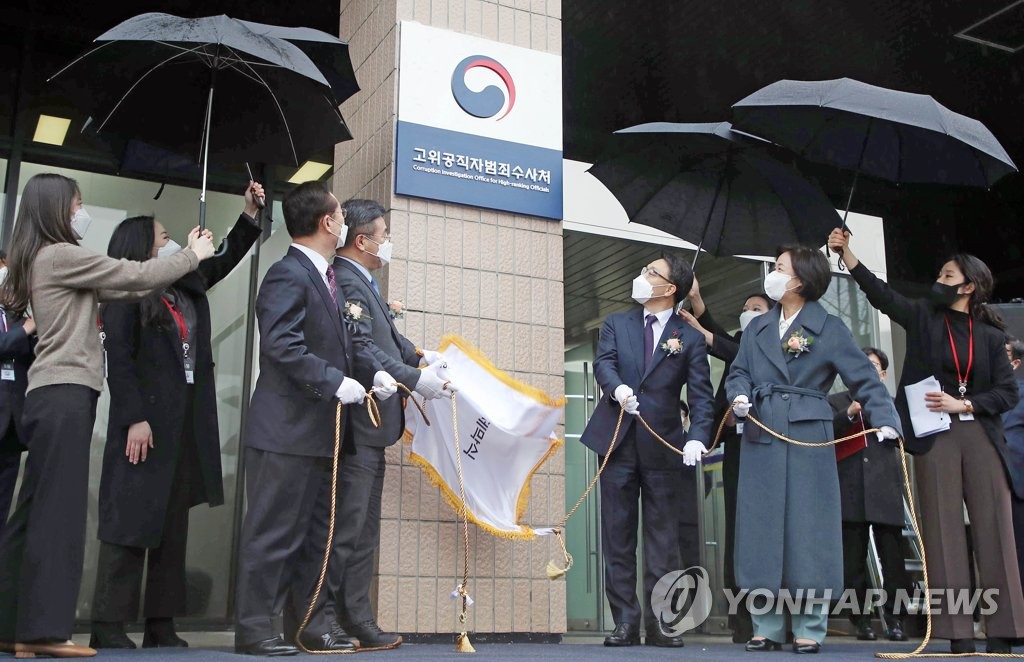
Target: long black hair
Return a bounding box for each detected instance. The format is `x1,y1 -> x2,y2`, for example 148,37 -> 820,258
106,216 -> 172,329
0,173 -> 81,315
947,253 -> 1006,331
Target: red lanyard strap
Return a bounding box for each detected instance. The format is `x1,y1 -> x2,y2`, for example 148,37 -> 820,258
161,297 -> 189,345
943,314 -> 973,396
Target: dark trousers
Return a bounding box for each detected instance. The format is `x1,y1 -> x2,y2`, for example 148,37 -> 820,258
676,465 -> 700,571
0,453 -> 20,534
1013,497 -> 1024,598
841,522 -> 910,620
91,437 -> 193,622
325,444 -> 385,629
721,427 -> 752,638
0,385 -> 98,641
234,447 -> 335,646
599,427 -> 685,632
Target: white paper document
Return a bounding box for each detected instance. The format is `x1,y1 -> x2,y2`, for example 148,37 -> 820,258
905,376 -> 951,438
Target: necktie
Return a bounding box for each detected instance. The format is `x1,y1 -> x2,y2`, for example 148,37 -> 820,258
326,266 -> 339,307
370,275 -> 380,295
643,314 -> 657,371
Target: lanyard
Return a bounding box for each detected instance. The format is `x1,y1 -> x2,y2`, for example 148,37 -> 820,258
161,297 -> 190,358
1,310 -> 7,334
944,314 -> 973,398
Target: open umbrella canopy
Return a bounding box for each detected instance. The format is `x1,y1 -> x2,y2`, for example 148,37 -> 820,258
731,78 -> 1018,189
50,12 -> 355,167
588,122 -> 843,263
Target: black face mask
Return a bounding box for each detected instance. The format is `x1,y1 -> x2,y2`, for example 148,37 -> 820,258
929,281 -> 965,307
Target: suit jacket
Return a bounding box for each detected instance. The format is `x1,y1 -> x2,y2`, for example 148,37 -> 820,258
245,247 -> 375,458
0,313 -> 35,456
332,257 -> 421,447
97,214 -> 261,547
725,301 -> 902,594
849,263 -> 1022,497
580,308 -> 714,466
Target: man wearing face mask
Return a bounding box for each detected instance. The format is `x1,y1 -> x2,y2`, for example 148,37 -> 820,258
827,348 -> 910,642
323,198 -> 452,651
234,182 -> 384,656
580,255 -> 714,648
678,280 -> 771,643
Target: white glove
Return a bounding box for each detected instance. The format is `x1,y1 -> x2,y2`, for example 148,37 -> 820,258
732,395 -> 751,418
876,425 -> 899,443
613,384 -> 640,416
414,366 -> 446,400
419,349 -> 443,367
415,362 -> 452,400
335,376 -> 367,405
373,371 -> 398,401
682,440 -> 708,466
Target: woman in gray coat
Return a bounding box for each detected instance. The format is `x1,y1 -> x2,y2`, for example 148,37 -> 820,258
726,245 -> 902,654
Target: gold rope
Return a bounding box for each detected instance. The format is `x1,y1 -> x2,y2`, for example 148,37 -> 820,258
294,400 -> 352,655
293,386 -> 394,655
449,392 -> 476,653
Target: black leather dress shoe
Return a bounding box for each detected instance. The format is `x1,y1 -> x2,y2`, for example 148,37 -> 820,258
346,621 -> 401,651
235,636 -> 300,656
90,621 -> 136,649
885,618 -> 907,641
603,623 -> 640,647
949,638 -> 976,654
297,632 -> 357,653
792,640 -> 820,654
987,637 -> 1012,653
143,617 -> 188,648
745,637 -> 782,651
644,629 -> 685,647
855,618 -> 877,641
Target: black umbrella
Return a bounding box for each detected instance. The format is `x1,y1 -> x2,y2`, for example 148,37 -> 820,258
731,78 -> 1018,263
588,122 -> 843,268
48,12 -> 358,230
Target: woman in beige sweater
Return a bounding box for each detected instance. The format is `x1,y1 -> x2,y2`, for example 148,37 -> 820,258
0,173 -> 214,659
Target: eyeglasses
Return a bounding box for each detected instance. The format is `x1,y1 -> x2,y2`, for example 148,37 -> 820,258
641,265 -> 671,283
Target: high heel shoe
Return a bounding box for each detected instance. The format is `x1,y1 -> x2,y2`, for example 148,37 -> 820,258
745,637 -> 782,652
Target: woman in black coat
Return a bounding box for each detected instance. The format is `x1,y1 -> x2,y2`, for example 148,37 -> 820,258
829,229 -> 1024,655
89,184 -> 263,649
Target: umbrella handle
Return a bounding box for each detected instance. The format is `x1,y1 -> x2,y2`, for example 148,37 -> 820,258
213,238 -> 228,258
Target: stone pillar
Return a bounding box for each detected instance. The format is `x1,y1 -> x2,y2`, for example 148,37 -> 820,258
334,0 -> 565,636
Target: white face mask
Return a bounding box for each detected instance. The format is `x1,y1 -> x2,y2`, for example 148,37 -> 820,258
362,236 -> 393,265
328,218 -> 349,249
763,270 -> 798,302
631,275 -> 655,304
739,309 -> 764,332
70,208 -> 92,240
157,239 -> 182,258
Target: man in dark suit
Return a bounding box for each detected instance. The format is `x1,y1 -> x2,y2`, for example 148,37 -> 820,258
233,182 -> 384,656
827,347 -> 910,642
0,309 -> 35,532
324,198 -> 450,651
580,254 -> 714,648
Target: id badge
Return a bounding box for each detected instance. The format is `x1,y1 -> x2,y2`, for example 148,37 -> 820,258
184,359 -> 194,384
959,412 -> 974,421
1,360 -> 14,381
